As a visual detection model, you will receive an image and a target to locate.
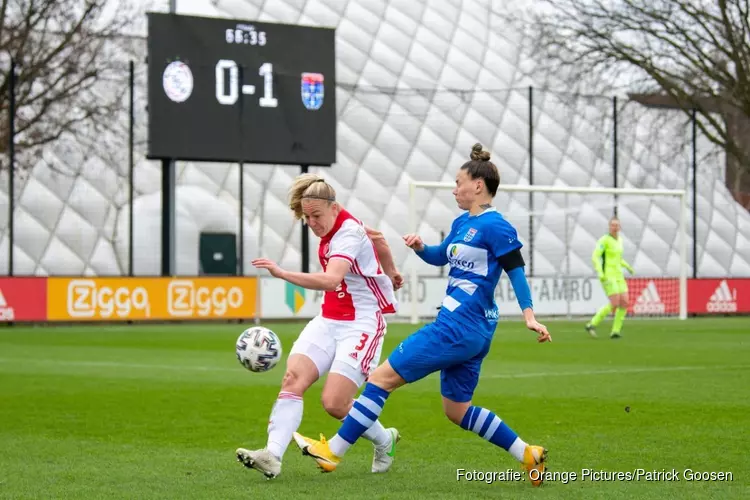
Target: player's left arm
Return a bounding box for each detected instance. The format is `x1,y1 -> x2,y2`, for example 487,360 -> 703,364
491,224 -> 551,343
499,254 -> 551,343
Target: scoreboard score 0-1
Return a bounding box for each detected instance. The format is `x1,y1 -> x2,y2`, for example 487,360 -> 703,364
146,12 -> 336,166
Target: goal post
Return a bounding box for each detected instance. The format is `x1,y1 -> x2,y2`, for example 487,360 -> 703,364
407,181 -> 688,324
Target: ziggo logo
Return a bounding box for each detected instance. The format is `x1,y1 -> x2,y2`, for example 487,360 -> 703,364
67,280 -> 151,318
167,280 -> 244,317
66,279 -> 246,319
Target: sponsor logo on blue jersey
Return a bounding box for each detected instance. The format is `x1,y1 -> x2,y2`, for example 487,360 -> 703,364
446,244 -> 489,276
448,245 -> 476,270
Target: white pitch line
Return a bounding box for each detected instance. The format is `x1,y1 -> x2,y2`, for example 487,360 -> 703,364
0,358 -> 747,379
0,358 -> 239,373
482,364 -> 749,379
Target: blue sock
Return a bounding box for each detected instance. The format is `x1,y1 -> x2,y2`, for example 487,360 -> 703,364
328,383 -> 390,457
460,406 -> 527,460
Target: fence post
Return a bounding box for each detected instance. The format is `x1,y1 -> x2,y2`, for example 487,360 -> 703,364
300,165 -> 310,273
528,85 -> 534,277
128,60 -> 135,276
8,58 -> 16,276
438,230 -> 445,277
613,96 -> 618,216
239,162 -> 244,276
254,180 -> 266,325
691,108 -> 698,278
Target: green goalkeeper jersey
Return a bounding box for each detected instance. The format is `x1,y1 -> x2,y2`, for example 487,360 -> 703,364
592,234 -> 634,279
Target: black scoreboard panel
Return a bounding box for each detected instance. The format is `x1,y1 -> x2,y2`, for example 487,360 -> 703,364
147,12 -> 336,166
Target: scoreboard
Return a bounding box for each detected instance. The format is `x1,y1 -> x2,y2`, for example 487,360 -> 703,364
146,12 -> 336,166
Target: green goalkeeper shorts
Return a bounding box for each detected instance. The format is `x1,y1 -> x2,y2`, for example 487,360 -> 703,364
601,276 -> 628,296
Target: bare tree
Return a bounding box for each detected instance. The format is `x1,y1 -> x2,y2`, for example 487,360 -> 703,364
1,0 -> 141,172
511,0 -> 750,208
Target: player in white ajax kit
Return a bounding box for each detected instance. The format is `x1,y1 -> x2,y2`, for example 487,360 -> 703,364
236,173 -> 402,479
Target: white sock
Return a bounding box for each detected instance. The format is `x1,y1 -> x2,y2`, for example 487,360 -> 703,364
342,417 -> 390,447
266,391 -> 303,460
509,437 -> 528,462
328,434 -> 351,457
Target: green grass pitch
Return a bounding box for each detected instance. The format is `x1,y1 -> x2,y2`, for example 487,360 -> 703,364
1,317 -> 748,499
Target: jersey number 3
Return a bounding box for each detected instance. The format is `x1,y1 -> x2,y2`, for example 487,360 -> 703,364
355,333 -> 369,351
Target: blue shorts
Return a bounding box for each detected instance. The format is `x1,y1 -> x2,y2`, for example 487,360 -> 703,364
388,321 -> 492,403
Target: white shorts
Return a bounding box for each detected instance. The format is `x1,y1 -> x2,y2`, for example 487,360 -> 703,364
289,312 -> 386,387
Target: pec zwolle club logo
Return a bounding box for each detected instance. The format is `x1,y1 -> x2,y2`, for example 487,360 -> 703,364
301,72 -> 324,110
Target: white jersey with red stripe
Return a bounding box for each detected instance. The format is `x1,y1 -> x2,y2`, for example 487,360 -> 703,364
318,209 -> 398,322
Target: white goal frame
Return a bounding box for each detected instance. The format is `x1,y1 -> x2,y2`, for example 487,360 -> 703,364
407,181 -> 688,324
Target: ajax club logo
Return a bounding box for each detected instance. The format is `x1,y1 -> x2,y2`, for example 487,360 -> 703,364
301,72 -> 324,110
163,61 -> 194,103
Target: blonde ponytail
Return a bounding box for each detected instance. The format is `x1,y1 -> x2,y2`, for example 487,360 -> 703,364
288,173 -> 337,220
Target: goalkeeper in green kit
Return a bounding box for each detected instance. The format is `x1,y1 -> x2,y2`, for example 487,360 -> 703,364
585,216 -> 634,339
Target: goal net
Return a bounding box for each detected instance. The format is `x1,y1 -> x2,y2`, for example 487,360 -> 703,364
405,182 -> 688,324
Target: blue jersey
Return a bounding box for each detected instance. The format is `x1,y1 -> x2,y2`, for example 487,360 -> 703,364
416,207 -> 522,338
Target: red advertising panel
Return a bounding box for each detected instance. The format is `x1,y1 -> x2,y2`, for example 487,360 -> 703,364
626,278 -> 681,315
0,277 -> 48,322
688,279 -> 750,314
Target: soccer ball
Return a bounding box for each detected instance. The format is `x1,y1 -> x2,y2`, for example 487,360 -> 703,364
235,326 -> 282,373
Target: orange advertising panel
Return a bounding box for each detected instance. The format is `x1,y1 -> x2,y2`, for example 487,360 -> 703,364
47,277 -> 257,321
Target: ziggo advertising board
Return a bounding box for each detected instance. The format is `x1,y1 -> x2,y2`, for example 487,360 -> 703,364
45,277 -> 257,321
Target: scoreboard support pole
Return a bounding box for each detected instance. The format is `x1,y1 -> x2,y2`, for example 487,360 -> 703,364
160,0 -> 177,278
161,159 -> 176,276
301,164 -> 310,273
238,63 -> 246,277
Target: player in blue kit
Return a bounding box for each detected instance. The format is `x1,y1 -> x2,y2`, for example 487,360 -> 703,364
293,143 -> 552,486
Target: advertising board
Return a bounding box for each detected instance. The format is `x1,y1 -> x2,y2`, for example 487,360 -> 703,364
46,277 -> 257,321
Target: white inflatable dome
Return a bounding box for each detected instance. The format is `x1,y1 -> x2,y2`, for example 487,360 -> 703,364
1,0 -> 748,278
